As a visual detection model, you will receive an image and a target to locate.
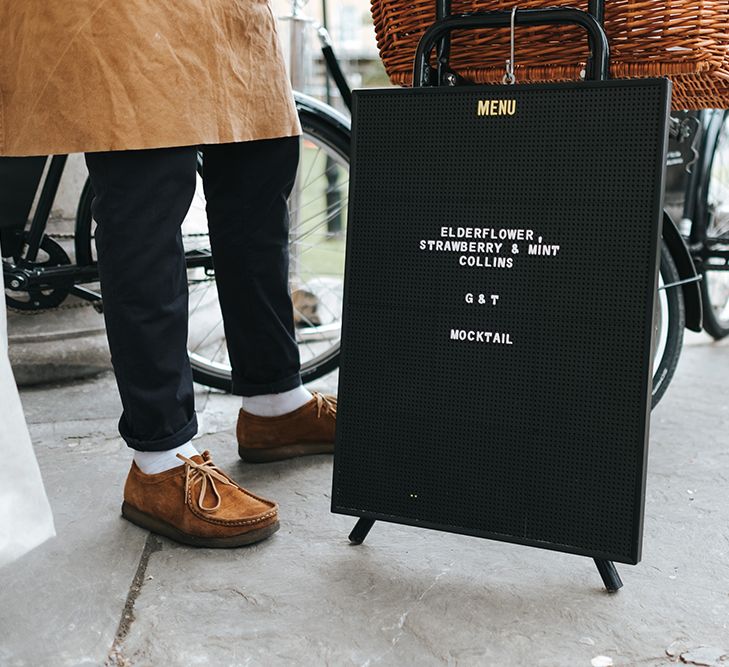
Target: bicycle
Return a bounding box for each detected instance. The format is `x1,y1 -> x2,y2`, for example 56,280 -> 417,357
1,0 -> 353,392
3,0 -> 727,409
646,108 -> 729,402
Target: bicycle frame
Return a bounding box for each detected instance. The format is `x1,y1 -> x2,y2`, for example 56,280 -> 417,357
688,110 -> 728,262
2,92 -> 350,300
0,151 -> 206,300
0,155 -> 47,258
661,109 -> 729,332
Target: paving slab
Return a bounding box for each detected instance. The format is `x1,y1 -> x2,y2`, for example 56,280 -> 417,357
7,298 -> 110,387
0,419 -> 146,667
1,369 -> 337,666
0,373 -> 219,666
4,341 -> 729,666
115,341 -> 728,667
18,371 -> 122,426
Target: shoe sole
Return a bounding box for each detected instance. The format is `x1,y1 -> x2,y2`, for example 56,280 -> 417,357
121,502 -> 279,548
238,442 -> 334,463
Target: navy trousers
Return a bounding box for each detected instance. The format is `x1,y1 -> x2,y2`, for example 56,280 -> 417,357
85,137 -> 302,451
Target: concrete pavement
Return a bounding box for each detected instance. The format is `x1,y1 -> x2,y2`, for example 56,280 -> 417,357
1,334 -> 728,666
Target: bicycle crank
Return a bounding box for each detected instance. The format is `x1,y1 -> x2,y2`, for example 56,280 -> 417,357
3,234 -> 73,310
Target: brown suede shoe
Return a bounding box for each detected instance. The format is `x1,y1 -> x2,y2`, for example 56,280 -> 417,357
121,451 -> 279,547
237,391 -> 337,463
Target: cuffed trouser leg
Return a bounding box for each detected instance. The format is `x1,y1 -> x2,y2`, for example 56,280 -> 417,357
85,146 -> 199,451
202,137 -> 303,397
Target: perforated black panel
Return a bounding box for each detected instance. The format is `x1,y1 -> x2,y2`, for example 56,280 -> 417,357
332,79 -> 671,564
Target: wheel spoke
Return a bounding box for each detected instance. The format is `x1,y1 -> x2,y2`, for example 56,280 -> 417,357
186,121 -> 348,387
300,143 -> 322,189
191,316 -> 225,354
290,203 -> 349,242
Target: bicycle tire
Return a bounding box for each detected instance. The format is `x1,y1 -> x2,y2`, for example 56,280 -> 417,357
652,240 -> 685,408
74,101 -> 350,392
75,178 -> 94,266
698,110 -> 729,340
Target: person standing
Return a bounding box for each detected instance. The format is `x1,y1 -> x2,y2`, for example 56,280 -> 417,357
0,1 -> 336,547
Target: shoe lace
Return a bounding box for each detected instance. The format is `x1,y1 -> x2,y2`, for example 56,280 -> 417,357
177,453 -> 236,512
314,392 -> 337,418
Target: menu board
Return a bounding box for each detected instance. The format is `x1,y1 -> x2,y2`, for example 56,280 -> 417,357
332,79 -> 671,564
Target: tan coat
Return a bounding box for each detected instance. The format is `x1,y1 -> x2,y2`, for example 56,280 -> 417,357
0,1 -> 301,157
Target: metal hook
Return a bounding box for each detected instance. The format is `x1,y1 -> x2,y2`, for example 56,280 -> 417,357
503,6 -> 518,84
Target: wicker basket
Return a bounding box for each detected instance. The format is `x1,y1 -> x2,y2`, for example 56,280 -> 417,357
371,0 -> 729,109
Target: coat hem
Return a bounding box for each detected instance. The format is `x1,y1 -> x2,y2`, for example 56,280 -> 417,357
2,125 -> 303,158
0,86 -> 5,155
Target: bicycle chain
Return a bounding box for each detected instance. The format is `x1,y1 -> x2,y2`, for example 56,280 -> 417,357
8,300 -> 97,315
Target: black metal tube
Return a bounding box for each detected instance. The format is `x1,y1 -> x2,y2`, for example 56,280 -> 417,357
321,43 -> 352,112
4,261 -> 100,291
0,155 -> 46,231
436,0 -> 452,84
319,25 -> 348,235
690,110 -> 723,246
26,154 -> 66,262
322,0 -> 331,107
586,1 -> 605,78
588,0 -> 605,25
348,518 -> 375,544
594,559 -> 623,592
413,8 -> 610,87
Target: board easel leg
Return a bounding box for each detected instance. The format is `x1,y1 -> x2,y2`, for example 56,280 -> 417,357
348,518 -> 375,544
594,559 -> 623,592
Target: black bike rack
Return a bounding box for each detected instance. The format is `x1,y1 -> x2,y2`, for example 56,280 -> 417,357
424,0 -> 606,87
418,6 -> 609,87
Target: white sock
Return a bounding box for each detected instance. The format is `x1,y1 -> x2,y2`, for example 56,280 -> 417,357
134,442 -> 199,475
241,385 -> 313,417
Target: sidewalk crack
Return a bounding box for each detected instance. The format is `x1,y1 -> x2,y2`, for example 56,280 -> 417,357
105,533 -> 162,666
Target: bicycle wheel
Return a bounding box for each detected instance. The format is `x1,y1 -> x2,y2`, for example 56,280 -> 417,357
75,100 -> 350,392
652,240 -> 685,408
699,110 -> 729,340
